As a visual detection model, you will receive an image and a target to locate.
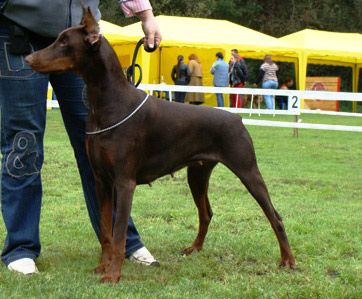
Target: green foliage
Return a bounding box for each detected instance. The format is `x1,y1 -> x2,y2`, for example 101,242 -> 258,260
101,0 -> 361,36
0,110 -> 361,298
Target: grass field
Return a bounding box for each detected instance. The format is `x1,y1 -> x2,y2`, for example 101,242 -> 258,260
0,110 -> 361,298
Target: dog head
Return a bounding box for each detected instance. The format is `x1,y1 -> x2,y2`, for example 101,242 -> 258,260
26,4 -> 101,74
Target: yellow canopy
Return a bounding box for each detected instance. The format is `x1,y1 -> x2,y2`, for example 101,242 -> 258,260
107,15 -> 301,106
99,20 -> 139,44
100,18 -> 361,106
119,15 -> 298,53
280,29 -> 362,94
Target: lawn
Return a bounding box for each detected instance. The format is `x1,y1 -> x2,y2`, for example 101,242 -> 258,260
0,110 -> 361,298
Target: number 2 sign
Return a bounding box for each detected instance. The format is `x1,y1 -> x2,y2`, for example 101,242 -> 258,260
288,95 -> 300,115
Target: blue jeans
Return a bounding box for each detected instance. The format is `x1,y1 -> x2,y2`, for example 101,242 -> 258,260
0,21 -> 143,266
215,94 -> 224,107
262,80 -> 278,109
214,85 -> 225,107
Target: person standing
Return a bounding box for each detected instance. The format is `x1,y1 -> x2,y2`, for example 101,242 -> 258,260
229,49 -> 248,107
0,0 -> 162,275
253,54 -> 279,110
229,49 -> 248,82
229,55 -> 246,108
171,55 -> 190,103
186,54 -> 204,105
210,52 -> 229,107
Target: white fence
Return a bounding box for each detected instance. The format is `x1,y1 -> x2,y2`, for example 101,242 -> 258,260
46,84 -> 362,133
138,84 -> 362,133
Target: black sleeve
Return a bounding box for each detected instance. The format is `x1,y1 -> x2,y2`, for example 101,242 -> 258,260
235,63 -> 245,83
171,66 -> 176,82
255,69 -> 265,86
240,59 -> 248,80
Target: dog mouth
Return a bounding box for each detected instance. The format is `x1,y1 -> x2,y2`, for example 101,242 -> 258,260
25,54 -> 47,72
25,54 -> 72,74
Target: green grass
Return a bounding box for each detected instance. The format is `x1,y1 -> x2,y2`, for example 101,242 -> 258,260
0,110 -> 361,298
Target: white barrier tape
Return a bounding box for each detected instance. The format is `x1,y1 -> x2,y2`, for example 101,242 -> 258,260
139,84 -> 362,102
243,119 -> 362,132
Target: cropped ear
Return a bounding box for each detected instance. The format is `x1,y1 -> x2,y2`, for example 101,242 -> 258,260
80,5 -> 100,45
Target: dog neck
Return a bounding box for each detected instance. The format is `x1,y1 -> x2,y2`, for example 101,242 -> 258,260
80,37 -> 139,131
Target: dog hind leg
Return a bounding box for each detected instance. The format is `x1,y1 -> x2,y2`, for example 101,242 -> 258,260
238,167 -> 295,269
222,135 -> 296,269
181,161 -> 217,255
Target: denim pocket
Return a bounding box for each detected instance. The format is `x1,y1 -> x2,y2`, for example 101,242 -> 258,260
0,36 -> 35,78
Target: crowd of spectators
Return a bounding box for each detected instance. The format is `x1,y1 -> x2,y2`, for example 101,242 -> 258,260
171,51 -> 293,109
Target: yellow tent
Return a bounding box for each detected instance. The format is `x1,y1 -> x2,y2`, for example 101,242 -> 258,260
111,15 -> 301,105
280,29 -> 362,93
100,18 -> 362,107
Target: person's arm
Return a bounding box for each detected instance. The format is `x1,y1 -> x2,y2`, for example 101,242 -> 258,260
240,59 -> 248,81
188,61 -> 194,75
235,62 -> 245,83
210,62 -> 216,75
171,66 -> 176,82
120,0 -> 162,49
186,66 -> 191,77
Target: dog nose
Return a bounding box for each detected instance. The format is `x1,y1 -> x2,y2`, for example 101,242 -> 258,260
25,54 -> 33,65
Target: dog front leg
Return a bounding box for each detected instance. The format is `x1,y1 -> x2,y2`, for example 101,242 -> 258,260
94,177 -> 114,275
101,180 -> 136,283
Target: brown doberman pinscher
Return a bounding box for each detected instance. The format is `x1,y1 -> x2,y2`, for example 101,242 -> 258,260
26,7 -> 296,283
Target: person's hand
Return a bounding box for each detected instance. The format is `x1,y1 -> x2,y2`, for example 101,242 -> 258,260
136,10 -> 162,51
253,83 -> 258,88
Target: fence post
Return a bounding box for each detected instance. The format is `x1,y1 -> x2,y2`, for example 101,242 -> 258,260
293,115 -> 299,138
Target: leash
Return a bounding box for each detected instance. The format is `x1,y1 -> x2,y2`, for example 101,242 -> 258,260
85,39 -> 156,135
127,38 -> 157,88
86,94 -> 150,135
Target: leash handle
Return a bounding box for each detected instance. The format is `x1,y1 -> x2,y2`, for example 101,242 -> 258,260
127,38 -> 158,88
143,37 -> 158,53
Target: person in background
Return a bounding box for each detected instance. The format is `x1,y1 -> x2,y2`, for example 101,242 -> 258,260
229,49 -> 248,107
229,55 -> 246,107
210,52 -> 229,107
171,55 -> 190,103
276,76 -> 294,110
0,0 -> 161,275
253,54 -> 279,110
186,54 -> 205,105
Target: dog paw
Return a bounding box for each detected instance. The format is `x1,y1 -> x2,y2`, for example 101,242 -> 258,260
100,275 -> 120,283
180,246 -> 201,256
279,259 -> 296,270
94,265 -> 105,275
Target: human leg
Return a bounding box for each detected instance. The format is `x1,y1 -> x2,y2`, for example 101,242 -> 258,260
180,91 -> 187,103
262,80 -> 278,109
174,92 -> 183,103
215,93 -> 224,107
231,84 -> 243,108
0,27 -> 49,266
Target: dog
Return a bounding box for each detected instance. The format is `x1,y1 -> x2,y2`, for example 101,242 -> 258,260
25,6 -> 296,283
